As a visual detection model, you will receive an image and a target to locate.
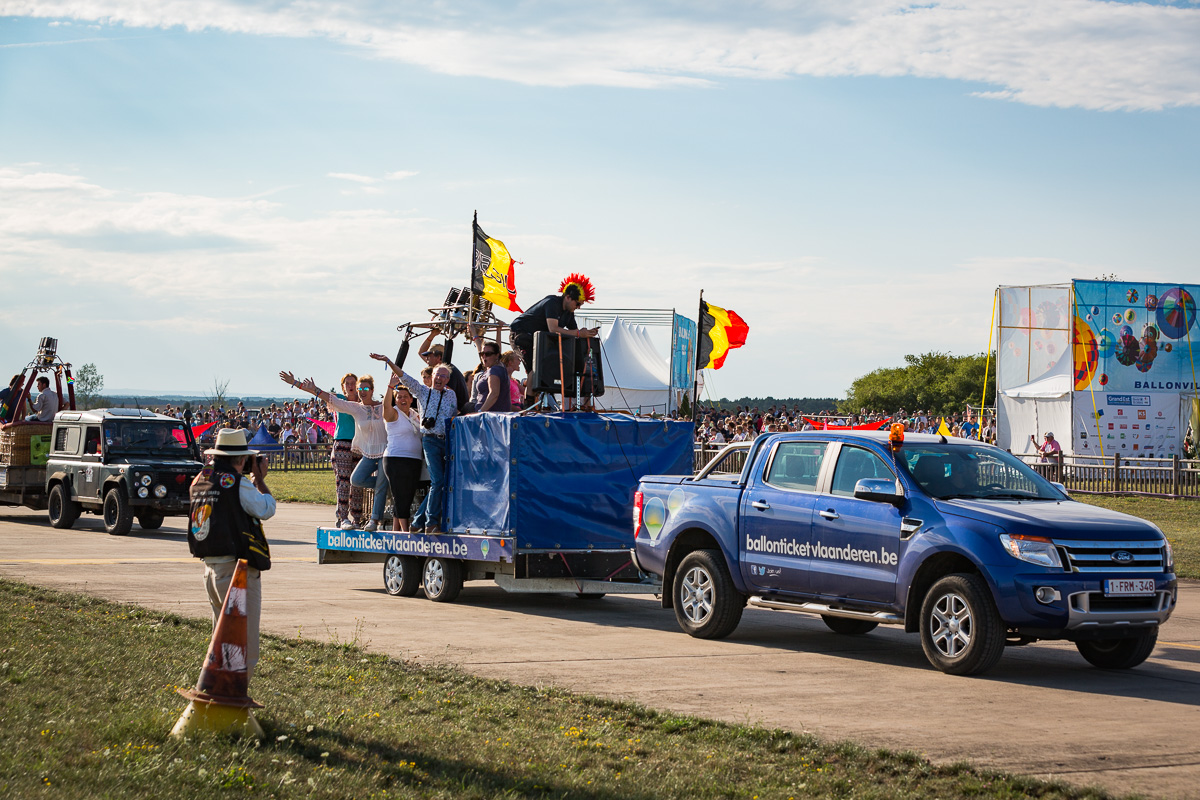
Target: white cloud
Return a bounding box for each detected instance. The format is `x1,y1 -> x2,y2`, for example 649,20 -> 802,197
385,170 -> 418,181
2,1 -> 1197,110
327,172 -> 378,184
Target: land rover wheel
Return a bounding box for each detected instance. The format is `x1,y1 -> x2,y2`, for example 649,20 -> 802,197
383,555 -> 421,597
137,510 -> 165,530
673,549 -> 744,639
102,488 -> 133,536
422,557 -> 463,603
1076,629 -> 1158,670
48,484 -> 80,529
919,573 -> 1005,676
821,615 -> 879,635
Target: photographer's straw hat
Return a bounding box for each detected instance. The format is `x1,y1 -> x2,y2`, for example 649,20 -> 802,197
205,428 -> 259,457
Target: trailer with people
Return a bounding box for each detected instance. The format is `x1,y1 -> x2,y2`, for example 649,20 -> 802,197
317,411 -> 692,601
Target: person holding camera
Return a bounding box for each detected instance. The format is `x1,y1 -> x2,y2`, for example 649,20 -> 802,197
370,353 -> 457,534
187,428 -> 276,678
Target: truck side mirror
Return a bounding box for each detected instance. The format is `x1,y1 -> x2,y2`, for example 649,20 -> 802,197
853,478 -> 905,507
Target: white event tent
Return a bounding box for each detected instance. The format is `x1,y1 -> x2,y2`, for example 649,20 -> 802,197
592,317 -> 671,414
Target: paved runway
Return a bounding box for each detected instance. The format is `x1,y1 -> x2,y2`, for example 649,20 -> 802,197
2,502 -> 1198,798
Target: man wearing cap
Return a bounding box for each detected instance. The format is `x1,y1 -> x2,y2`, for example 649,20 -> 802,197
416,333 -> 470,413
1031,431 -> 1062,462
187,428 -> 276,677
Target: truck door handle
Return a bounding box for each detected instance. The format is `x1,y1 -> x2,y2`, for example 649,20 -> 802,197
819,509 -> 840,520
751,500 -> 771,511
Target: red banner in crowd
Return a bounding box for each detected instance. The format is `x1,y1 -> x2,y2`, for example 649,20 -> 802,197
802,418 -> 892,431
172,421 -> 218,443
307,418 -> 336,437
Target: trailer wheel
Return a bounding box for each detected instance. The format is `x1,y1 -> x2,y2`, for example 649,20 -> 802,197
102,488 -> 133,536
383,555 -> 421,597
673,549 -> 744,639
821,615 -> 879,635
137,510 -> 165,530
919,573 -> 1005,676
422,557 -> 463,603
575,593 -> 606,600
48,484 -> 80,529
1076,629 -> 1158,669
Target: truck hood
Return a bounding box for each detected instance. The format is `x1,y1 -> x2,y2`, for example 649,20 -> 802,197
937,498 -> 1162,542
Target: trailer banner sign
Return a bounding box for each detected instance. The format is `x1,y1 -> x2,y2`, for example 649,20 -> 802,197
318,528 -> 514,562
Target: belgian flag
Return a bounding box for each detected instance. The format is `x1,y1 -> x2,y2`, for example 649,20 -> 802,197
472,212 -> 522,312
698,300 -> 749,370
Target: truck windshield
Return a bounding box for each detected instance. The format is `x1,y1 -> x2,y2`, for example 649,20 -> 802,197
104,421 -> 192,455
896,444 -> 1061,501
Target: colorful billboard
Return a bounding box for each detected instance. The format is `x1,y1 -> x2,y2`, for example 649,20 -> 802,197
1072,280 -> 1199,394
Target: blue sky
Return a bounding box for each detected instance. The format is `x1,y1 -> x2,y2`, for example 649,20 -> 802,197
1,1 -> 1198,400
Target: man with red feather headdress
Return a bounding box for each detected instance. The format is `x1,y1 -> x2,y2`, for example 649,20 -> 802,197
508,273 -> 599,403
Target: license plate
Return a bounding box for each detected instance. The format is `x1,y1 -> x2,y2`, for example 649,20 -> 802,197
1105,578 -> 1156,596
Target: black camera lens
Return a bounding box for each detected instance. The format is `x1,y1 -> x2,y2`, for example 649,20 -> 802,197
422,418 -> 436,429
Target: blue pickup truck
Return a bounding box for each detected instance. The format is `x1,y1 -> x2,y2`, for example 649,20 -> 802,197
632,431 -> 1176,675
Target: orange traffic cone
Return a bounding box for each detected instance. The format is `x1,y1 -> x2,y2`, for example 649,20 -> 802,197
171,559 -> 265,738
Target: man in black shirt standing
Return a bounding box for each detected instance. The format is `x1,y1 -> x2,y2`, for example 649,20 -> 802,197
509,279 -> 599,389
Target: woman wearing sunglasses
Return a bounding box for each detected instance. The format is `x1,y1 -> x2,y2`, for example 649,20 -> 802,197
282,369 -> 389,531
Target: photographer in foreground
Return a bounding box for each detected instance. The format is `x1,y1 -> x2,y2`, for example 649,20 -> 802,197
187,428 -> 276,679
370,353 -> 457,534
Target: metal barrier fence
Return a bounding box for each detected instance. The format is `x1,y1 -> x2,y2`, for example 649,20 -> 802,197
260,443 -> 334,471
1020,453 -> 1200,499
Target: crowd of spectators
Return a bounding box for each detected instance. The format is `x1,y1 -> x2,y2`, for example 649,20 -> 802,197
693,405 -> 997,446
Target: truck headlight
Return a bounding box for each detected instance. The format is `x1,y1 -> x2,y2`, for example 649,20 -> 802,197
1164,539 -> 1174,571
137,486 -> 149,498
140,474 -> 152,487
999,533 -> 1062,569
154,484 -> 168,498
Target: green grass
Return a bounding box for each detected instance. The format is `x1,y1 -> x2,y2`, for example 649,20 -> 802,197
267,470 -> 336,505
1075,495 -> 1200,579
0,579 -> 1124,800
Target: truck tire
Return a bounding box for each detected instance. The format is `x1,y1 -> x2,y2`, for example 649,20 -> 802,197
821,615 -> 879,635
102,488 -> 133,536
919,573 -> 1005,676
673,549 -> 744,639
48,484 -> 81,530
137,510 -> 165,530
383,555 -> 421,597
1076,629 -> 1158,669
422,557 -> 463,603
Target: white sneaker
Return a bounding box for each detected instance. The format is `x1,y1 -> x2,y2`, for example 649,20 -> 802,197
363,520 -> 378,532
339,519 -> 355,531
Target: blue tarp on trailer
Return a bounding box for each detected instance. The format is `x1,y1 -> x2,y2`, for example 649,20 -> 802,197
446,413 -> 693,551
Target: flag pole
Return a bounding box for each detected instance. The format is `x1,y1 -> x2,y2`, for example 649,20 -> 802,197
692,289 -> 704,425
468,211 -> 477,342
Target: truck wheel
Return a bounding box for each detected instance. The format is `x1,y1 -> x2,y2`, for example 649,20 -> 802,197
48,484 -> 80,530
673,549 -> 744,639
383,555 -> 421,597
422,557 -> 463,603
821,615 -> 879,635
919,573 -> 1005,676
137,510 -> 165,530
102,488 -> 133,536
1076,629 -> 1158,669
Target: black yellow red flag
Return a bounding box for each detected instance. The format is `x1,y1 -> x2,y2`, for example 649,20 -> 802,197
472,212 -> 521,312
698,300 -> 749,370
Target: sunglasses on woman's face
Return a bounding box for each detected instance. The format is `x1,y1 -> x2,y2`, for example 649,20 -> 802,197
357,385 -> 372,392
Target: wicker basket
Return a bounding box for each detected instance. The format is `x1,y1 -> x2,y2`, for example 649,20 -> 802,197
0,423 -> 53,466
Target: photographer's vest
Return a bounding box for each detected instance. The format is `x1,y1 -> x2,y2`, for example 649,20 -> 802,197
187,468 -> 271,571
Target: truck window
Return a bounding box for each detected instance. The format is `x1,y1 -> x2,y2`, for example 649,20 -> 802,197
84,427 -> 102,456
53,425 -> 81,455
830,446 -> 895,496
764,442 -> 828,491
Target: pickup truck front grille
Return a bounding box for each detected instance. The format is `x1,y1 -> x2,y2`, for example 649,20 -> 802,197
1053,539 -> 1166,574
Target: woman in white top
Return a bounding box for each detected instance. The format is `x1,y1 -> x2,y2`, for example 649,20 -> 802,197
284,370 -> 389,531
381,376 -> 424,532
